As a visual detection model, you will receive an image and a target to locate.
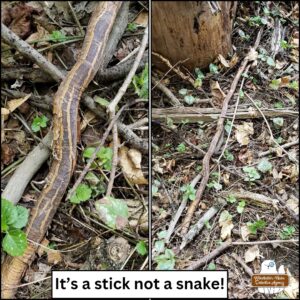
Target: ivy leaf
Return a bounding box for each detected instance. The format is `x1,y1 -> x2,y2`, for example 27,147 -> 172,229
2,229 -> 27,256
224,149 -> 234,161
266,56 -> 275,67
154,240 -> 165,253
184,95 -> 195,105
157,230 -> 167,239
179,88 -> 188,95
208,262 -> 216,270
50,30 -> 66,42
269,79 -> 281,90
237,200 -> 246,214
243,166 -> 260,181
209,63 -> 218,74
127,23 -> 137,32
257,158 -> 273,173
12,206 -> 29,229
272,117 -> 284,128
95,196 -> 128,229
226,195 -> 237,204
176,143 -> 186,153
1,198 -> 18,232
136,241 -> 148,256
97,147 -> 113,171
83,147 -> 96,159
70,184 -> 92,204
155,249 -> 175,270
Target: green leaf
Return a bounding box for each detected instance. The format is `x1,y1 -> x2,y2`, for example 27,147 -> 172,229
247,219 -> 266,234
83,147 -> 96,159
97,147 -> 113,171
207,181 -> 222,191
242,166 -> 260,181
176,143 -> 186,153
195,68 -> 205,79
237,200 -> 246,214
280,226 -> 295,239
289,81 -> 298,91
224,149 -> 234,161
31,115 -> 49,132
266,56 -> 275,67
155,249 -> 175,270
209,63 -> 218,74
274,102 -> 284,108
226,195 -> 237,204
94,97 -> 110,107
180,184 -> 196,201
269,79 -> 281,90
272,117 -> 284,128
157,230 -> 167,239
132,64 -> 148,98
257,158 -> 273,173
1,198 -> 18,232
152,185 -> 159,196
194,78 -> 202,88
179,88 -> 188,95
224,120 -> 232,134
184,95 -> 195,105
239,89 -> 244,99
136,241 -> 147,256
154,240 -> 165,253
70,184 -> 92,204
12,206 -> 29,229
50,30 -> 66,42
208,262 -> 216,270
127,23 -> 137,32
2,229 -> 27,256
95,196 -> 128,229
219,210 -> 232,223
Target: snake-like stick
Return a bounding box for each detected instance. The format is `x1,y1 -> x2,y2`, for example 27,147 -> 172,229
1,2 -> 122,298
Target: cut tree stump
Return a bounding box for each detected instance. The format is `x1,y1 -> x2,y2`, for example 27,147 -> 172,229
152,1 -> 237,70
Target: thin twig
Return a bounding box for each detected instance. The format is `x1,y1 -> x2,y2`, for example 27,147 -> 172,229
68,1 -> 85,36
258,139 -> 299,157
245,92 -> 298,164
180,29 -> 263,236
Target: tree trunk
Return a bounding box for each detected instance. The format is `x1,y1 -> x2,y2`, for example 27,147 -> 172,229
152,1 -> 236,70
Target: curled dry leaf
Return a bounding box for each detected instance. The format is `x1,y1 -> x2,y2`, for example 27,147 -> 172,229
219,210 -> 234,241
119,146 -> 148,185
134,11 -> 148,27
244,245 -> 260,263
210,81 -> 226,107
218,54 -> 230,68
240,225 -> 251,241
5,94 -> 31,114
235,122 -> 254,146
246,47 -> 258,62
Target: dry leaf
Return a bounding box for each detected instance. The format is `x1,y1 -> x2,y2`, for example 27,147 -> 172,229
47,250 -> 62,265
223,173 -> 230,186
241,225 -> 251,241
218,54 -> 230,68
80,110 -> 96,131
238,148 -> 253,164
235,122 -> 254,146
219,210 -> 233,241
244,245 -> 260,263
229,53 -> 239,67
6,93 -> 31,113
210,81 -> 226,107
119,146 -> 148,185
284,268 -> 299,299
37,238 -> 49,257
246,48 -> 258,62
220,220 -> 234,240
286,197 -> 298,215
134,11 -> 148,27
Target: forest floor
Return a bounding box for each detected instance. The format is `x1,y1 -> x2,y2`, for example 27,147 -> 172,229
152,2 -> 298,299
1,1 -> 148,298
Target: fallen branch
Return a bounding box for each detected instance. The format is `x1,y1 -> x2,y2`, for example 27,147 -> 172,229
180,29 -> 263,236
152,78 -> 182,106
230,253 -> 254,277
258,139 -> 299,157
221,190 -> 279,209
165,173 -> 202,244
180,199 -> 226,250
152,107 -> 297,123
186,239 -> 232,270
